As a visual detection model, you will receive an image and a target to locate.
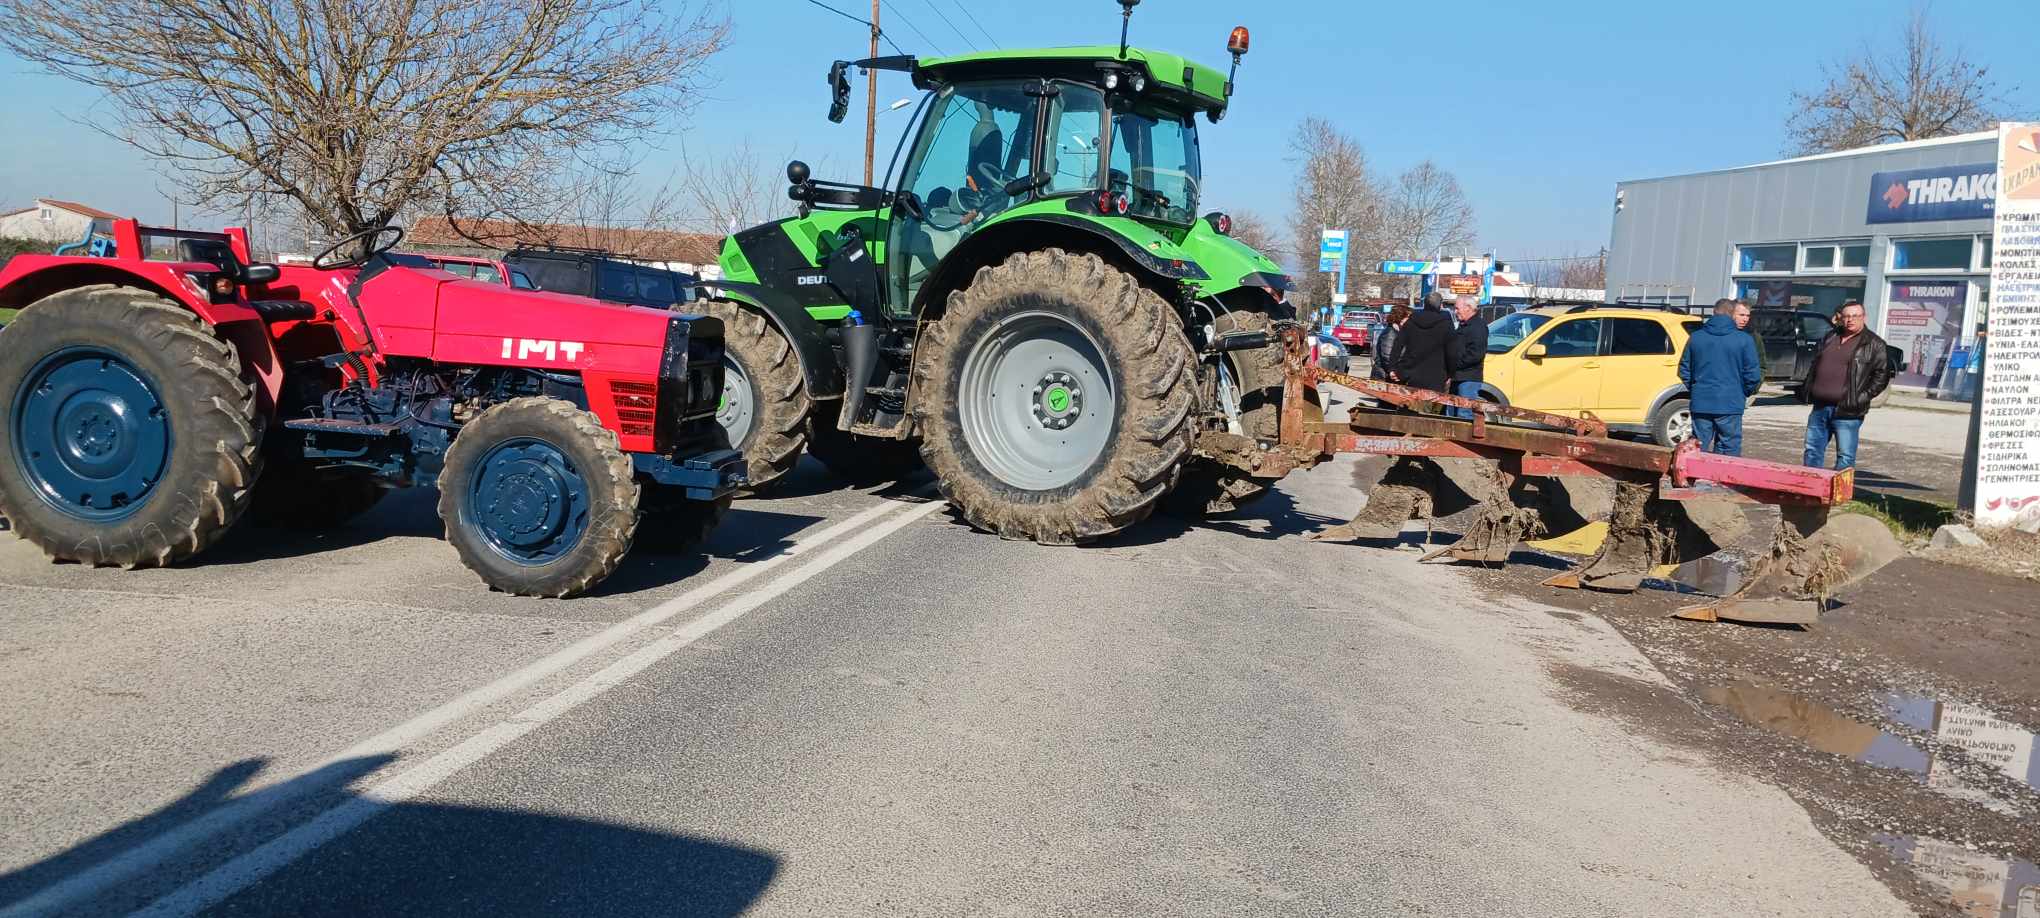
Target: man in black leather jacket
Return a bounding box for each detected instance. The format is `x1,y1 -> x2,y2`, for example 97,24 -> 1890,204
1802,302 -> 1892,470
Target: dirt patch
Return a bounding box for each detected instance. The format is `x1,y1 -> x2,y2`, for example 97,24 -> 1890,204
1461,548 -> 2040,918
1924,526 -> 2040,585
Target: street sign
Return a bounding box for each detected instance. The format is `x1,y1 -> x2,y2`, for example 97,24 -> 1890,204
1331,293 -> 1349,305
1318,230 -> 1348,274
1381,260 -> 1430,275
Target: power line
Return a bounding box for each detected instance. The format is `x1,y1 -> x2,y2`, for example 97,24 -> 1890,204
878,0 -> 944,56
951,1 -> 997,46
919,0 -> 979,52
796,0 -> 907,55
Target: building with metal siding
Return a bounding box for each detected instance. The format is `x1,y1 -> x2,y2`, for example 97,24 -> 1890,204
1607,131 -> 1997,390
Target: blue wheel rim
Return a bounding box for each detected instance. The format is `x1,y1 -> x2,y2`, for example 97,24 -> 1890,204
466,437 -> 590,565
11,347 -> 172,521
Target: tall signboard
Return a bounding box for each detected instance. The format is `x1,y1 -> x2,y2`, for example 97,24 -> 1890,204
1977,123 -> 2040,527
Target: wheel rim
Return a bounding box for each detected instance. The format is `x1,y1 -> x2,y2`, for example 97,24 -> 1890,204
11,347 -> 171,521
466,437 -> 590,565
1667,408 -> 1694,444
957,311 -> 1115,491
716,354 -> 755,448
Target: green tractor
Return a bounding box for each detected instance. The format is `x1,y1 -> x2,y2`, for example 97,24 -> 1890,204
697,16 -> 1302,544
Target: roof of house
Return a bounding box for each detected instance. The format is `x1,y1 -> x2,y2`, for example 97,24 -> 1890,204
407,217 -> 723,266
2,198 -> 123,220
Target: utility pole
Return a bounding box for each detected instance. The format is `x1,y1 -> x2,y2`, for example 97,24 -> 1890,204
864,0 -> 879,185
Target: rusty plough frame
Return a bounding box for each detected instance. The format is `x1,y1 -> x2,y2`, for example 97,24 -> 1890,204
1253,329 -> 1893,625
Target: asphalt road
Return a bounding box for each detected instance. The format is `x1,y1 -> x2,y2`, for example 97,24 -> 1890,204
1,411 -> 1917,917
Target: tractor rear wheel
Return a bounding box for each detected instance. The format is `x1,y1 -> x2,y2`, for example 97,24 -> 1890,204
1166,309 -> 1286,516
438,397 -> 638,597
913,249 -> 1195,544
0,285 -> 262,567
695,299 -> 810,494
806,401 -> 923,486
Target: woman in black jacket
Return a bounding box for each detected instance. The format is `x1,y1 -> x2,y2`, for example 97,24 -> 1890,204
1371,303 -> 1412,381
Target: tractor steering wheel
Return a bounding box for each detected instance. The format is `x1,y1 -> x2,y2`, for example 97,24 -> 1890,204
313,225 -> 406,270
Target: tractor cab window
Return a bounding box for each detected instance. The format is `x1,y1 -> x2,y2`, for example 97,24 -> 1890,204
1108,102 -> 1200,224
889,82 -> 1039,316
1044,84 -> 1105,196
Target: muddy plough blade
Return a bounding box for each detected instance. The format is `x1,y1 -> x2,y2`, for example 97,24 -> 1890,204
1270,330 -> 1900,621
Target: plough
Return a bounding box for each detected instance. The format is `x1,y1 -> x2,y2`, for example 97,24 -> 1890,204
1262,329 -> 1901,625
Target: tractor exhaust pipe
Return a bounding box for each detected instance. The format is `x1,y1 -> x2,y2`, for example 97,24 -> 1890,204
838,317 -> 880,431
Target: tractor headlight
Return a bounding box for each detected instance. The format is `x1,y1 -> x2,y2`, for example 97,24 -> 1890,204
1104,71 -> 1120,90
1132,74 -> 1147,92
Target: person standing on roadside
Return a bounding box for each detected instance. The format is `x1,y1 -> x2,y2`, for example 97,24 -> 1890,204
1392,291 -> 1455,400
1447,295 -> 1488,419
1678,298 -> 1762,455
1371,303 -> 1412,381
1802,301 -> 1891,470
1732,299 -> 1769,374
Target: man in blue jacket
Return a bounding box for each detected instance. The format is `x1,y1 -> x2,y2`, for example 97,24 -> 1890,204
1677,298 -> 1762,455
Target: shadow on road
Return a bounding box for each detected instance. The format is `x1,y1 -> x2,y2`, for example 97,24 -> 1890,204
0,757 -> 778,917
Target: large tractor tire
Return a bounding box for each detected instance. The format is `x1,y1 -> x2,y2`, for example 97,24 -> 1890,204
1166,309 -> 1285,517
0,285 -> 262,568
695,299 -> 811,494
438,397 -> 638,598
913,249 -> 1195,544
805,400 -> 923,486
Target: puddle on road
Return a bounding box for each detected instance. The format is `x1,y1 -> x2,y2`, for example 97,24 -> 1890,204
1701,683 -> 2040,916
1698,683 -> 2040,799
1874,834 -> 2040,918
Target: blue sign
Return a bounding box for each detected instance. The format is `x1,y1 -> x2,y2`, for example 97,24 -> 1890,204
1866,163 -> 1997,224
1318,230 -> 1348,274
1380,260 -> 1431,275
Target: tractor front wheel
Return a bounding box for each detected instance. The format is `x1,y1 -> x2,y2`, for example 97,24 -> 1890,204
0,285 -> 262,567
438,397 -> 638,597
914,249 -> 1194,544
694,299 -> 811,494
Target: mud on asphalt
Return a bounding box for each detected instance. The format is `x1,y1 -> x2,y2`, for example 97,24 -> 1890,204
1341,453 -> 2040,917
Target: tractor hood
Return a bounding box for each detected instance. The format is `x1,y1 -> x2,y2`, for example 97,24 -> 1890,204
1177,218 -> 1291,296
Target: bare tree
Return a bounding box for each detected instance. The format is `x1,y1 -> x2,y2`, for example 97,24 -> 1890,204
679,140 -> 794,234
1384,161 -> 1475,263
1283,117 -> 1385,312
0,0 -> 729,237
1784,8 -> 2012,155
1518,251 -> 1607,301
1221,209 -> 1281,258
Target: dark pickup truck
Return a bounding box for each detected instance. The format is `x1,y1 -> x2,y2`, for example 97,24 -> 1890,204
1750,310 -> 1903,398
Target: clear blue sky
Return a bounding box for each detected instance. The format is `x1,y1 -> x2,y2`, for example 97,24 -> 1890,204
2,0 -> 2033,261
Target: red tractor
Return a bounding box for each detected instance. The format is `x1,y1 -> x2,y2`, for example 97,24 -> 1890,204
0,221 -> 743,597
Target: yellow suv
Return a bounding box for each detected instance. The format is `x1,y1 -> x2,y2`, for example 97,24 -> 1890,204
1476,306 -> 1705,446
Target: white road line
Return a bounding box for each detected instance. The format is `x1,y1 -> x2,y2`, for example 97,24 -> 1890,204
1,495 -> 933,918
134,496 -> 947,917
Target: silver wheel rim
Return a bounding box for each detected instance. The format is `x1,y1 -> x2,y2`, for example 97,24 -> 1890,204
716,355 -> 755,448
957,311 -> 1114,491
1667,407 -> 1693,444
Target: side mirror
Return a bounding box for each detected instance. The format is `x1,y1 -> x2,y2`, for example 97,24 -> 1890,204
827,61 -> 851,124
242,264 -> 280,283
1526,344 -> 1548,358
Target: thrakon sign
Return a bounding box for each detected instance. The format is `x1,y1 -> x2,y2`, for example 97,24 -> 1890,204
1865,162 -> 1997,224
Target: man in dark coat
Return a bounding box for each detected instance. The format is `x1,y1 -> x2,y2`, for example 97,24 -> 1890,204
1802,301 -> 1892,469
1392,291 -> 1455,397
1678,298 -> 1762,454
1447,295 -> 1489,419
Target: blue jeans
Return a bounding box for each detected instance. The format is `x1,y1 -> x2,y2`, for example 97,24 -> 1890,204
1803,404 -> 1862,469
1449,380 -> 1483,419
1692,412 -> 1744,456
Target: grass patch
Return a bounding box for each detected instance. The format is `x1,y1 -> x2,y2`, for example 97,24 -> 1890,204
1842,490 -> 1955,541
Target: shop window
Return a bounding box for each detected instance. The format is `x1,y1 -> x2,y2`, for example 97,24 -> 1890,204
1802,246 -> 1836,270
1890,238 -> 1972,271
1737,245 -> 1795,273
1977,236 -> 1993,270
1608,318 -> 1673,355
1840,244 -> 1869,269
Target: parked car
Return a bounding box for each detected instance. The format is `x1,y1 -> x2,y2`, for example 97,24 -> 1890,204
1310,331 -> 1351,374
390,252 -> 535,289
1476,305 -> 1706,446
504,247 -> 698,309
1331,312 -> 1373,353
1749,309 -> 1903,403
